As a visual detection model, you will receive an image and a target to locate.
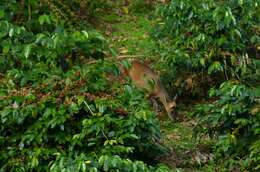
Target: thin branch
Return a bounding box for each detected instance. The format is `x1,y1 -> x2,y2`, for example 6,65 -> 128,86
86,54 -> 152,65
28,0 -> 31,21
84,101 -> 95,116
101,129 -> 109,140
223,59 -> 229,80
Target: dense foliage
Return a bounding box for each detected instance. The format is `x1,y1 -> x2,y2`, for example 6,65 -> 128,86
153,0 -> 259,96
195,82 -> 260,170
1,0 -> 259,171
0,59 -> 164,171
0,1 -> 171,171
153,0 -> 260,170
1,0 -> 111,27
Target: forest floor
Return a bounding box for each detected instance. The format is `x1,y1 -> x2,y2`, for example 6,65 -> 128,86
97,5 -> 219,172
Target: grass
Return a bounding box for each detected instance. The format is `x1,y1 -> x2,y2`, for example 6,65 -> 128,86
100,10 -> 157,57
158,112 -> 218,172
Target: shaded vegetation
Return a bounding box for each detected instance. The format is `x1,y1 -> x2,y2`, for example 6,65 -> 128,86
0,0 -> 259,171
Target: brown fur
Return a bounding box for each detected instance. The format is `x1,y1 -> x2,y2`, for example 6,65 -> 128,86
122,60 -> 176,121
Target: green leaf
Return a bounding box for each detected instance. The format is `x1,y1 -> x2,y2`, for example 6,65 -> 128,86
208,61 -> 223,74
0,21 -> 9,38
9,28 -> 14,37
0,10 -> 5,19
2,45 -> 10,54
24,44 -> 33,58
199,58 -> 205,66
234,29 -> 241,38
38,14 -> 51,25
82,30 -> 89,39
82,162 -> 86,171
77,96 -> 85,105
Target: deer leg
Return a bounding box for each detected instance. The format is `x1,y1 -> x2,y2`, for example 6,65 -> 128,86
149,97 -> 160,114
158,96 -> 175,122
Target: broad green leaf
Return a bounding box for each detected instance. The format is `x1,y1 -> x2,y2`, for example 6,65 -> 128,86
38,14 -> 51,25
208,61 -> 223,74
8,28 -> 14,37
2,45 -> 10,54
24,44 -> 33,58
0,10 -> 5,19
82,30 -> 89,39
0,21 -> 9,38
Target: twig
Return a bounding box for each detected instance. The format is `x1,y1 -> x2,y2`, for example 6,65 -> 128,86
28,0 -> 31,21
254,98 -> 260,103
116,54 -> 146,59
101,129 -> 109,140
86,54 -> 148,65
84,101 -> 95,116
83,101 -> 108,140
223,59 -> 229,80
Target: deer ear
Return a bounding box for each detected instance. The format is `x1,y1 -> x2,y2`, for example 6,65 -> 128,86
173,94 -> 178,101
169,101 -> 176,108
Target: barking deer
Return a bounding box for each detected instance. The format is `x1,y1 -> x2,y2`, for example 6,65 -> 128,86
120,60 -> 177,121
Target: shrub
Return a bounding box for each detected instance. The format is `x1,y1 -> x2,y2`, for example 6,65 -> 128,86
152,0 -> 259,96
195,81 -> 260,170
129,0 -> 155,14
0,61 -> 164,171
0,20 -> 108,73
0,5 -> 169,171
0,0 -> 112,31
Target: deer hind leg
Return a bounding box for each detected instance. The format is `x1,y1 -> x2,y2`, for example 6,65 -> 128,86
158,96 -> 175,122
150,97 -> 160,114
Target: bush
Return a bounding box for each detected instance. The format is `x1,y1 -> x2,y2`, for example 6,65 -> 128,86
129,0 -> 155,14
0,20 -> 108,73
0,23 -> 167,172
0,0 -> 111,30
152,0 -> 259,96
0,61 -> 164,171
0,4 -> 169,171
195,81 -> 260,170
